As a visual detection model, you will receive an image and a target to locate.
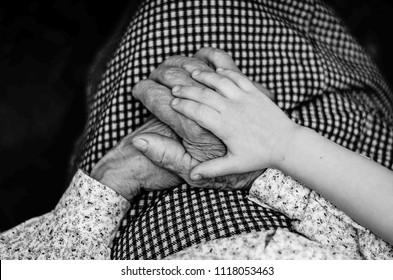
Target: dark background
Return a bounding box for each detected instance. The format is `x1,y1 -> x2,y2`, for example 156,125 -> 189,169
1,0 -> 392,231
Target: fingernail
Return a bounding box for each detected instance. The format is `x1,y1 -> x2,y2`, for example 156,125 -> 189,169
216,68 -> 224,72
192,174 -> 202,181
132,138 -> 147,152
192,70 -> 201,76
172,85 -> 181,93
171,98 -> 179,106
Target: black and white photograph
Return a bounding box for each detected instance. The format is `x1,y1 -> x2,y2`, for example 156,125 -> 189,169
1,0 -> 392,270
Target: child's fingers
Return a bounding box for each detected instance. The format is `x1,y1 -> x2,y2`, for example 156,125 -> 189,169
191,70 -> 241,99
172,85 -> 227,112
171,98 -> 221,133
190,156 -> 239,180
216,69 -> 258,93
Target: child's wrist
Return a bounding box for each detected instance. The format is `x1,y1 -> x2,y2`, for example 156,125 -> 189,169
270,124 -> 308,171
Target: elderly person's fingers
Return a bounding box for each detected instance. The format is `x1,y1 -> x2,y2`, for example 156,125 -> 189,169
132,79 -> 205,140
131,116 -> 178,139
132,79 -> 183,128
132,79 -> 173,118
160,55 -> 212,73
194,47 -> 275,100
90,117 -> 186,199
148,64 -> 203,88
132,133 -> 198,180
193,47 -> 240,71
149,55 -> 213,88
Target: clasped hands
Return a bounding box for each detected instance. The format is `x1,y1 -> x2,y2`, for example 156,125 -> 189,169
90,47 -> 271,200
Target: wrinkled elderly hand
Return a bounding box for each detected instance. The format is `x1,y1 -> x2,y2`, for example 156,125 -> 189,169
134,48 -> 231,162
90,117 -> 182,200
132,131 -> 264,190
132,48 -> 266,190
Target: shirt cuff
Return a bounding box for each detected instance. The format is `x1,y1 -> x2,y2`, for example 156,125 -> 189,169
248,168 -> 311,220
54,169 -> 130,245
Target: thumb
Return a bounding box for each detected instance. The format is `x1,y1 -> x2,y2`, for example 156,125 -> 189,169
132,133 -> 197,177
190,156 -> 238,180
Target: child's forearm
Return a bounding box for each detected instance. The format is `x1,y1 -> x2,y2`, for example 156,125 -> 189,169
275,126 -> 393,245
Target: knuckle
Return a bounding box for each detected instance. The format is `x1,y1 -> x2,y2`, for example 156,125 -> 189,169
210,47 -> 229,59
139,85 -> 167,108
199,47 -> 212,52
182,57 -> 208,71
187,57 -> 203,65
161,67 -> 177,81
165,55 -> 196,71
165,54 -> 212,74
196,47 -> 235,67
203,47 -> 219,56
213,48 -> 227,56
165,55 -> 184,65
132,79 -> 151,99
148,64 -> 165,80
161,67 -> 184,82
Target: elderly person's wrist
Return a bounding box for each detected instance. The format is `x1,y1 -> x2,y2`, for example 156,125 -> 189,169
90,164 -> 141,201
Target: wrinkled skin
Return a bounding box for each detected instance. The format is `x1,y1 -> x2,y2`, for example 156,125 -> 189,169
132,47 -> 265,190
90,117 -> 183,200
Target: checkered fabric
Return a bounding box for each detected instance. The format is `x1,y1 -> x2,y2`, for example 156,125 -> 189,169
71,0 -> 393,259
111,184 -> 291,259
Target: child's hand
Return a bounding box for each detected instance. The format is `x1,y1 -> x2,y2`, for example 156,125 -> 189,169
170,68 -> 299,180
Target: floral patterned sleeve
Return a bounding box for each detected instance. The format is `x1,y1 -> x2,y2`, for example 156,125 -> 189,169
248,168 -> 393,260
0,169 -> 130,260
